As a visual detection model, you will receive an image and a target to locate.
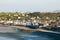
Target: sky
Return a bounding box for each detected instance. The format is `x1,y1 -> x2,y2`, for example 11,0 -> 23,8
0,0 -> 60,12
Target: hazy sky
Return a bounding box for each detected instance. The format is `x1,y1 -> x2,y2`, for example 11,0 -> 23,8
0,0 -> 60,12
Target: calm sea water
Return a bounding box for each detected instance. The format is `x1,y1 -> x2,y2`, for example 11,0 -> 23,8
0,31 -> 60,40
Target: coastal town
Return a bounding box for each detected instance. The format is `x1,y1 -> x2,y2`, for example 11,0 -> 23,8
0,12 -> 60,33
0,0 -> 60,40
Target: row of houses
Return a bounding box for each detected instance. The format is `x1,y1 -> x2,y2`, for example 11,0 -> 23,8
0,19 -> 60,28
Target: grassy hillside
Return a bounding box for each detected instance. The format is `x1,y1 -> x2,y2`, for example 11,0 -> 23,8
0,12 -> 60,20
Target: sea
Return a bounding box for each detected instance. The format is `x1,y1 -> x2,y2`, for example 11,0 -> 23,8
0,30 -> 60,40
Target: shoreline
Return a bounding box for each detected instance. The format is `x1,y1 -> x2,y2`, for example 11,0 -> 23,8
0,25 -> 60,34
9,26 -> 60,34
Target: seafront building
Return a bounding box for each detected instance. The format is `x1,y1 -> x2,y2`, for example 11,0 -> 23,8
0,19 -> 55,28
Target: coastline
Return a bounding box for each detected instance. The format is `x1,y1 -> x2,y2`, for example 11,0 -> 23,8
9,26 -> 60,34
0,24 -> 60,34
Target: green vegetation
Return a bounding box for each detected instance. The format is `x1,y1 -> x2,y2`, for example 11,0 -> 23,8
0,12 -> 60,20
